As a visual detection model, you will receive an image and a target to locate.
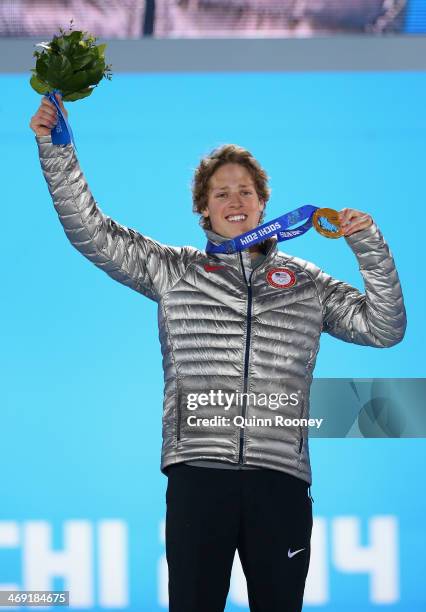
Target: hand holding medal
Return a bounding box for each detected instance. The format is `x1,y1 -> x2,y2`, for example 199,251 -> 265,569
313,207 -> 373,238
337,208 -> 373,237
29,20 -> 112,147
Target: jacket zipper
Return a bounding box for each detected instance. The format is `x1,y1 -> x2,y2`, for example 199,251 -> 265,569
176,390 -> 181,442
238,248 -> 302,463
238,252 -> 253,465
298,388 -> 306,454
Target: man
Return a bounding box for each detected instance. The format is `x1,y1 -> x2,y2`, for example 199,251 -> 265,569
30,94 -> 406,611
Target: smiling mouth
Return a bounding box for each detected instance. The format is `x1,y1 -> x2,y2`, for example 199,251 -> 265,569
226,214 -> 247,222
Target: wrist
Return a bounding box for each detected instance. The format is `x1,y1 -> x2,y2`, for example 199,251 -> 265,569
35,134 -> 52,143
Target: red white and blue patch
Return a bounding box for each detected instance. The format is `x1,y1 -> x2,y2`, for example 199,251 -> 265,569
266,268 -> 296,289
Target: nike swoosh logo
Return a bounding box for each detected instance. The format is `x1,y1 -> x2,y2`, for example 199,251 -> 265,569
288,548 -> 305,558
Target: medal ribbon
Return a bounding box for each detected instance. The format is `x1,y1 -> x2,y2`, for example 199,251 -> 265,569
205,204 -> 319,254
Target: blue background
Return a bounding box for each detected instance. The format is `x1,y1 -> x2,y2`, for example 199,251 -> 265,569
1,71 -> 426,610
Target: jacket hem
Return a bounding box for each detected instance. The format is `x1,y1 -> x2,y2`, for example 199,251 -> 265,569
161,454 -> 312,484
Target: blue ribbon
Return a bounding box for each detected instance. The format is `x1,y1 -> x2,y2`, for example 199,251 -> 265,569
205,204 -> 319,254
44,89 -> 76,148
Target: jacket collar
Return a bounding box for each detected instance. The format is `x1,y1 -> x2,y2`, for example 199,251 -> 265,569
203,227 -> 278,264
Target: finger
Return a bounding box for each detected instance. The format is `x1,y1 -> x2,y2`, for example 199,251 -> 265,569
339,208 -> 362,221
30,113 -> 53,135
343,214 -> 371,228
338,209 -> 369,229
31,119 -> 52,132
351,214 -> 371,225
343,218 -> 373,236
338,208 -> 353,226
41,95 -> 67,117
38,110 -> 58,125
35,112 -> 57,128
38,107 -> 57,120
41,97 -> 56,110
338,207 -> 351,218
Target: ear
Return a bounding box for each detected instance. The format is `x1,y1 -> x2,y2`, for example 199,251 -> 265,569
202,208 -> 209,218
259,199 -> 265,211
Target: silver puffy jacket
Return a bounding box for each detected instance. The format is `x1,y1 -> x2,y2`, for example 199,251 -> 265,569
37,136 -> 406,484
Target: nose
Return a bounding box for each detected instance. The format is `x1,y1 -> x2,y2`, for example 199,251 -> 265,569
228,193 -> 243,207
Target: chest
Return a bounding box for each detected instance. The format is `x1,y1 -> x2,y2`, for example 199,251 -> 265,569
163,258 -> 323,325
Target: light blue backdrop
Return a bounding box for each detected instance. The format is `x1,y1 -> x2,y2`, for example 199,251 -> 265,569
1,71 -> 425,610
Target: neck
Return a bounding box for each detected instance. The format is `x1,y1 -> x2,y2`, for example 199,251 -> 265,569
205,227 -> 270,255
209,227 -> 262,248
248,244 -> 263,256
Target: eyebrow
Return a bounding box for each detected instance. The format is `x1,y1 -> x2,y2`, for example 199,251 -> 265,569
212,183 -> 254,190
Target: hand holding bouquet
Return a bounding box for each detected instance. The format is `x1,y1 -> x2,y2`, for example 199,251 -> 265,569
29,21 -> 112,145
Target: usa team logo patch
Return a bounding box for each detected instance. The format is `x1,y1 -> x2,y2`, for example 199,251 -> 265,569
266,268 -> 296,289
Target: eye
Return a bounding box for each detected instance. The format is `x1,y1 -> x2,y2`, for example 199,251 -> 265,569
242,191 -> 252,196
216,193 -> 227,198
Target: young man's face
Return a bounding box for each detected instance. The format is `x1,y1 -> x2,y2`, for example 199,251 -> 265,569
203,163 -> 264,238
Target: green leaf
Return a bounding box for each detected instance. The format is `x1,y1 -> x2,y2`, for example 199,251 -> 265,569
61,65 -> 104,92
96,43 -> 107,58
77,57 -> 104,74
46,54 -> 73,88
30,74 -> 50,94
55,36 -> 71,54
70,50 -> 95,71
63,87 -> 94,102
68,30 -> 84,43
49,36 -> 61,54
35,55 -> 49,80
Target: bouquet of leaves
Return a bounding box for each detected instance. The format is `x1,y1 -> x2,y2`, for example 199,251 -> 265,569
30,21 -> 112,101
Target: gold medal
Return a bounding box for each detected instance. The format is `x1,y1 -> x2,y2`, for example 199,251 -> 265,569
312,208 -> 343,239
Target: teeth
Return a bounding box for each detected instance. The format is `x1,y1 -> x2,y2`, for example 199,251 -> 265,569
226,214 -> 247,222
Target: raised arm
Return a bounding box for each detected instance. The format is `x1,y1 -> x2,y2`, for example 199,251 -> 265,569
31,94 -> 195,301
311,220 -> 407,348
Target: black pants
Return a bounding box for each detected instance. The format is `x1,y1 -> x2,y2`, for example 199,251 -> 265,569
165,464 -> 313,612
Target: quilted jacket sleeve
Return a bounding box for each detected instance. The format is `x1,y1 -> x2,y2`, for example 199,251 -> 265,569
310,222 -> 407,348
36,136 -> 194,302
